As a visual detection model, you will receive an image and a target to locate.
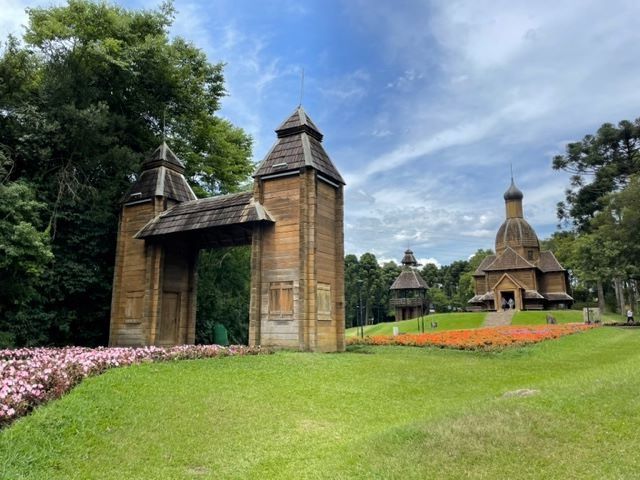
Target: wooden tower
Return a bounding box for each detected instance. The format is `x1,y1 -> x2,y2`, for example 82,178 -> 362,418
249,106 -> 346,352
109,143 -> 198,346
390,249 -> 429,321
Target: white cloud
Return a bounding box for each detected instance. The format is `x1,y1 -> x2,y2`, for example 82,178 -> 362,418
339,0 -> 640,264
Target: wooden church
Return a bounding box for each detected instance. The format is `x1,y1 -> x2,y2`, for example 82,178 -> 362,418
468,178 -> 573,311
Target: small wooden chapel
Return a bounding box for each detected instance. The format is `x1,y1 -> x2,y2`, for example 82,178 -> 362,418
468,178 -> 573,311
109,106 -> 345,352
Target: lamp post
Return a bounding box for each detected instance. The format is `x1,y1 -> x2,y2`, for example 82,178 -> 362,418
357,279 -> 364,338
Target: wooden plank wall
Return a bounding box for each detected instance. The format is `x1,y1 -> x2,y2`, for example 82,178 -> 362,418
249,169 -> 345,352
110,199 -> 164,346
254,174 -> 302,349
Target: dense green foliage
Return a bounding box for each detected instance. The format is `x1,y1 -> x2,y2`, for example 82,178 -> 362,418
552,119 -> 639,314
196,247 -> 251,345
1,328 -> 638,478
0,160 -> 53,347
0,0 -> 253,346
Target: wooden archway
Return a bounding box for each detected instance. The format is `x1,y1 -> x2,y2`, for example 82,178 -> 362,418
109,107 -> 345,352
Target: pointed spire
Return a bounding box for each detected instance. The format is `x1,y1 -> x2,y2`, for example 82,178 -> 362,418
254,106 -> 344,185
143,141 -> 185,174
401,249 -> 418,267
275,105 -> 323,141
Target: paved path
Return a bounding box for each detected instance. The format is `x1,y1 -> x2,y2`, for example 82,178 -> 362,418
483,309 -> 515,327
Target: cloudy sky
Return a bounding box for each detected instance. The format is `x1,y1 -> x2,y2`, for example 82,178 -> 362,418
3,0 -> 640,265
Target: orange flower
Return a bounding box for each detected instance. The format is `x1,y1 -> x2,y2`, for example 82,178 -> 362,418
347,324 -> 596,351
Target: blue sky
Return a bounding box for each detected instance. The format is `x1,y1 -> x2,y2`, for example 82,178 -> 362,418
3,0 -> 640,265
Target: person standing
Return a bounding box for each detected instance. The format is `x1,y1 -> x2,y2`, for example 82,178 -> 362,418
627,309 -> 634,324
501,297 -> 508,311
508,298 -> 515,310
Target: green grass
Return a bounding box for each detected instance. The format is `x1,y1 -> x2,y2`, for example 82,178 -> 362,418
511,309 -> 583,325
345,312 -> 486,337
2,328 -> 639,479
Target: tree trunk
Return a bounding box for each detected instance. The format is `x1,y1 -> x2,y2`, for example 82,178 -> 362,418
597,279 -> 606,313
614,277 -> 626,315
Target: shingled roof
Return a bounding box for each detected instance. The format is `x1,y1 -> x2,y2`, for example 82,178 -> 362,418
390,269 -> 428,290
536,251 -> 565,272
122,142 -> 196,205
483,247 -> 535,271
143,142 -> 186,173
135,191 -> 274,239
253,106 -> 345,185
473,255 -> 497,276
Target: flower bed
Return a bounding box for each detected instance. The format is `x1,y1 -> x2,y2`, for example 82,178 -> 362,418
0,344 -> 264,428
347,324 -> 595,351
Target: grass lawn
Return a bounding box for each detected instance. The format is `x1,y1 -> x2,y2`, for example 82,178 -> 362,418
2,327 -> 639,479
511,309 -> 583,325
345,312 -> 486,337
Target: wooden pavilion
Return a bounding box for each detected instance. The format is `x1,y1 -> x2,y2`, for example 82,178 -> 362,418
389,249 -> 429,321
109,106 -> 345,351
468,178 -> 573,311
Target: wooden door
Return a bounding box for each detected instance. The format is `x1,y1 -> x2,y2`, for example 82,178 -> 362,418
159,292 -> 179,344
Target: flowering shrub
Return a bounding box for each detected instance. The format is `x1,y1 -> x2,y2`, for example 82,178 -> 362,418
347,324 -> 595,351
0,344 -> 264,428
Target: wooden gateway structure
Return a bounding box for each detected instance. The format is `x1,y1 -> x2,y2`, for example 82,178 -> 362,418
389,249 -> 429,321
109,107 -> 345,351
468,178 -> 573,311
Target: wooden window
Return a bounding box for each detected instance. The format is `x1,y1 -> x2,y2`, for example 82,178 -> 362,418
269,282 -> 294,316
124,291 -> 144,324
317,283 -> 332,318
527,250 -> 534,260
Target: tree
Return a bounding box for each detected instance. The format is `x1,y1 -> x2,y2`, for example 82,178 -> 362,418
0,0 -> 253,346
457,249 -> 493,305
553,119 -> 640,231
0,157 -> 53,346
196,247 -> 251,345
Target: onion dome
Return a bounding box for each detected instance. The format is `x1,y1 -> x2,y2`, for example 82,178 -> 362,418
503,178 -> 523,200
401,249 -> 418,267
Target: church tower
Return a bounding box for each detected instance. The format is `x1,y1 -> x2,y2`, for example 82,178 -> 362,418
249,106 -> 345,352
389,249 -> 429,321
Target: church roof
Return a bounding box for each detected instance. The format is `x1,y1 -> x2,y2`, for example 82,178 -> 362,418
504,178 -> 524,200
495,217 -> 540,252
537,251 -> 566,272
484,247 -> 536,271
543,292 -> 574,301
122,142 -> 196,205
135,191 -> 273,239
390,269 -> 428,290
253,106 -> 345,185
473,255 -> 497,276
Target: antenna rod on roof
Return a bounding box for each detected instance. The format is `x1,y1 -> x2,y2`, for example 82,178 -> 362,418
162,106 -> 167,141
299,68 -> 305,106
